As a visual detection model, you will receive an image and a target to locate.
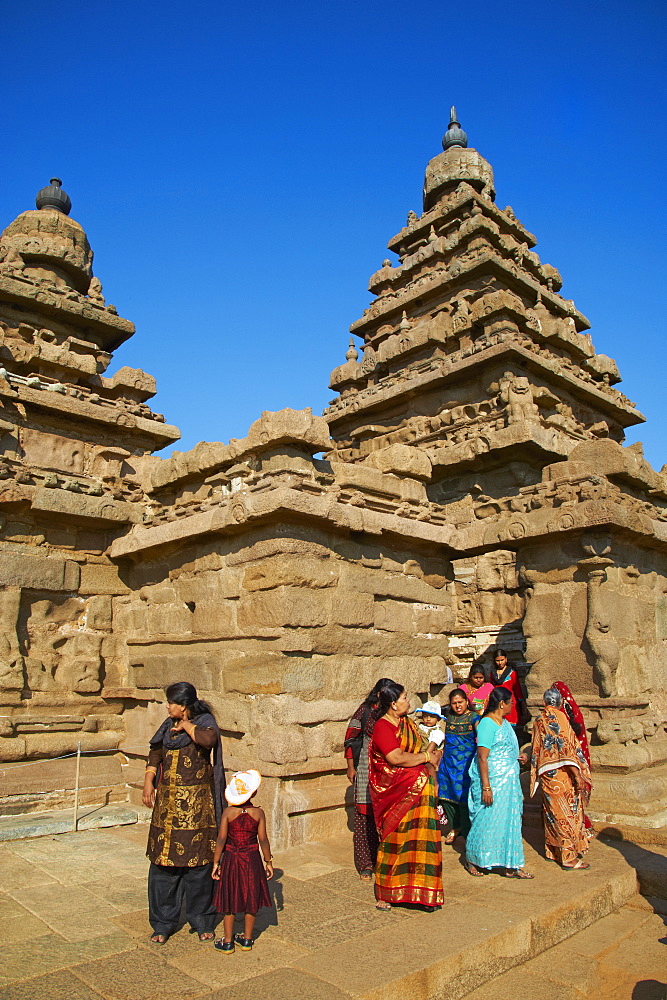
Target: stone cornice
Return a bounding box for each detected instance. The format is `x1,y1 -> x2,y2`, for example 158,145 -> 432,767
0,378 -> 180,446
0,273 -> 134,351
109,484 -> 455,560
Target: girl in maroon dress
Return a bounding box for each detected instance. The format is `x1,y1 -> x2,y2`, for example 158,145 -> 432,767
212,769 -> 273,954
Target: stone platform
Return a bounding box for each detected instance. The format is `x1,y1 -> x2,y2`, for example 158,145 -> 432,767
0,824 -> 665,1000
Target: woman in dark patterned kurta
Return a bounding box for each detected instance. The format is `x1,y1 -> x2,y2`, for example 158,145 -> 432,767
143,682 -> 224,944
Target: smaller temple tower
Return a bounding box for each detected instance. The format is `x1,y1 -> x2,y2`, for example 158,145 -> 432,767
0,179 -> 179,813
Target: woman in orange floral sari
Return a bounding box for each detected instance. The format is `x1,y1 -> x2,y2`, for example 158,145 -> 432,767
369,681 -> 444,911
530,687 -> 592,870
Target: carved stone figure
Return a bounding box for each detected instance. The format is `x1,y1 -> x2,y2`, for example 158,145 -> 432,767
498,371 -> 539,423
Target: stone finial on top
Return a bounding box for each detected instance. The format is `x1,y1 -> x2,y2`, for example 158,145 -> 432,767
345,338 -> 359,362
36,178 -> 72,215
442,106 -> 468,151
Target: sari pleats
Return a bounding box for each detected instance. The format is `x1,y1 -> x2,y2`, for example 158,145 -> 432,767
374,771 -> 443,907
540,768 -> 589,866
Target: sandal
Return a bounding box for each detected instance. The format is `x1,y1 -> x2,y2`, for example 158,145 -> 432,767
359,870 -> 374,882
150,933 -> 168,945
503,868 -> 535,879
562,861 -> 590,870
444,830 -> 457,844
198,932 -> 215,941
464,861 -> 485,877
375,901 -> 392,911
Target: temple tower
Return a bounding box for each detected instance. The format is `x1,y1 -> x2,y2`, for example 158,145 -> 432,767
325,112 -> 667,828
0,180 -> 179,813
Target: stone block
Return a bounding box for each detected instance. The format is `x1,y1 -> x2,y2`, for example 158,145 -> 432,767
339,563 -> 452,606
22,731 -> 121,760
112,599 -> 147,633
364,443 -> 432,481
656,595 -> 667,641
237,587 -> 331,628
374,597 -> 453,634
374,598 -> 414,633
257,726 -> 307,764
303,721 -> 340,759
476,550 -> 519,591
79,562 -> 130,595
0,550 -> 70,591
223,653 -> 288,695
191,600 -> 236,636
597,719 -> 645,744
209,697 -> 253,734
85,595 -> 112,630
0,737 -> 26,761
32,488 -> 142,525
175,570 -> 240,603
130,651 -> 213,689
331,461 -> 427,502
140,582 -> 177,604
243,554 -> 339,592
146,601 -> 192,635
413,603 -> 455,633
331,592 -> 374,627
477,591 -> 524,627
258,696 -> 359,727
522,591 -> 564,637
0,752 -> 124,799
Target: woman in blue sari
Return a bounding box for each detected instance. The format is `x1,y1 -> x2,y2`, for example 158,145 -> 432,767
438,689 -> 479,844
465,687 -> 533,878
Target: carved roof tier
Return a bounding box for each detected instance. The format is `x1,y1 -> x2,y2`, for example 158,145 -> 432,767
326,118 -> 639,469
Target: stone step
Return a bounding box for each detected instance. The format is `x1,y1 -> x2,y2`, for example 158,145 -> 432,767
596,831 -> 667,901
460,894 -> 667,1000
0,802 -> 149,841
235,833 -> 640,1000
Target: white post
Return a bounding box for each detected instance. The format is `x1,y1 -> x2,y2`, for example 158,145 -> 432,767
73,741 -> 82,832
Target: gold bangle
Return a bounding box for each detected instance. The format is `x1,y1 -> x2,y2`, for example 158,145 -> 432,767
145,766 -> 157,773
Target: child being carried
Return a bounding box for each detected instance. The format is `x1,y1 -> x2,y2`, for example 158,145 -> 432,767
413,701 -> 445,753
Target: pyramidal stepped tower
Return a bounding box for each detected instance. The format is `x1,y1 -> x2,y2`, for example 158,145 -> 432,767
0,117 -> 666,842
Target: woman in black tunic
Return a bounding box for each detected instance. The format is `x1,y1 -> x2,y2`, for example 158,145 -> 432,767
142,682 -> 225,944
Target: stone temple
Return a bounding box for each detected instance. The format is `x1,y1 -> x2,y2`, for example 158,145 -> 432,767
1,112 -> 666,846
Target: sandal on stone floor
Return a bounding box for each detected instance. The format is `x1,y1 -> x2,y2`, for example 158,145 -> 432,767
375,901 -> 392,911
562,861 -> 590,871
503,868 -> 535,879
198,932 -> 215,941
359,870 -> 374,881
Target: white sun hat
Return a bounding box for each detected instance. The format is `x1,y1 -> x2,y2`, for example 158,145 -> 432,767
413,700 -> 445,719
225,769 -> 262,805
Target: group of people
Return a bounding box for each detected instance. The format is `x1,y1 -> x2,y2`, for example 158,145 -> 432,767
139,660 -> 593,947
344,651 -> 593,910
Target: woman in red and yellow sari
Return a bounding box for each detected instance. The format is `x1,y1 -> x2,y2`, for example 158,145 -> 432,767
530,687 -> 592,870
369,681 -> 444,911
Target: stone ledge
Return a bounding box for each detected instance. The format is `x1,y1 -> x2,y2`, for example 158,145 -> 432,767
0,802 -> 145,841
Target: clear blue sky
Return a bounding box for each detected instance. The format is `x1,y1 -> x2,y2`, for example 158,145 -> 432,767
3,1 -> 666,469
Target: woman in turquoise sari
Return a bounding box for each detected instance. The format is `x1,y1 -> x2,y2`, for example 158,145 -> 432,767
465,687 -> 533,878
438,689 -> 479,844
